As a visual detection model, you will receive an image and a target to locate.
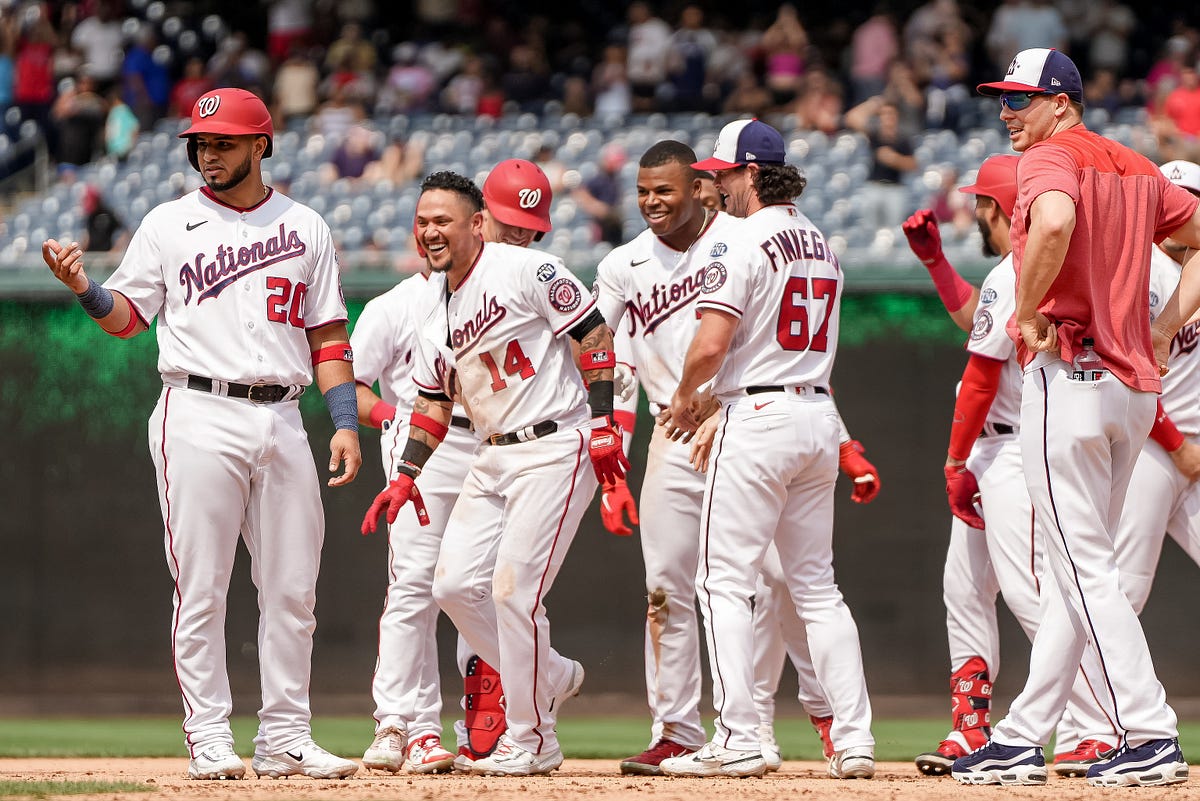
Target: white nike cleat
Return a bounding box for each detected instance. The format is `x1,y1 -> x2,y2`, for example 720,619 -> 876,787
252,739 -> 358,779
829,745 -> 876,779
660,741 -> 767,778
404,733 -> 455,774
361,726 -> 406,773
758,724 -> 782,773
188,741 -> 245,780
466,734 -> 564,776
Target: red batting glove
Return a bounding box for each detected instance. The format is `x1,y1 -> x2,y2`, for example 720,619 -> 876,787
588,417 -> 630,485
944,463 -> 985,530
838,439 -> 880,504
600,477 -> 639,536
361,474 -> 430,534
901,209 -> 944,265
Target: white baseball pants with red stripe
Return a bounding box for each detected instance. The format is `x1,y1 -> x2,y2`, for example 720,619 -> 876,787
148,386 -> 323,756
697,394 -> 873,752
432,425 -> 596,756
993,354 -> 1177,749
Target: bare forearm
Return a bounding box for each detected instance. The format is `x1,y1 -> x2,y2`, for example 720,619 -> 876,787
1155,246 -> 1200,339
1015,193 -> 1075,321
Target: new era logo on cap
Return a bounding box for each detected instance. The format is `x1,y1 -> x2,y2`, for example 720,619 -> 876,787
692,119 -> 786,171
977,48 -> 1082,101
1161,160 -> 1200,194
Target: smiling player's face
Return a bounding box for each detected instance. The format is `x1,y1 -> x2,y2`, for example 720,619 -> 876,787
415,189 -> 484,281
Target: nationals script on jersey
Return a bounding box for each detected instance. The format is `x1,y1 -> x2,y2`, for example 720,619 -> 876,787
411,242 -> 595,439
696,203 -> 841,398
1149,246 -> 1200,435
966,255 -> 1022,429
595,210 -> 740,408
106,187 -> 346,386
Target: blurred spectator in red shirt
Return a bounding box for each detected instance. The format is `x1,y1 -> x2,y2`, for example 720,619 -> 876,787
1155,64 -> 1200,162
169,56 -> 213,118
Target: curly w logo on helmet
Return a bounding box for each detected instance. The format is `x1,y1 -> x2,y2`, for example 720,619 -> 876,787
196,95 -> 221,118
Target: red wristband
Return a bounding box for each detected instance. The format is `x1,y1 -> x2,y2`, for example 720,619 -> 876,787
581,348 -> 616,369
312,344 -> 354,365
614,409 -> 637,435
410,411 -> 449,441
1150,400 -> 1186,452
369,401 -> 397,429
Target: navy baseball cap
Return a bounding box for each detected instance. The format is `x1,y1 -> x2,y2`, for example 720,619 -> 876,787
978,48 -> 1082,102
692,119 -> 786,171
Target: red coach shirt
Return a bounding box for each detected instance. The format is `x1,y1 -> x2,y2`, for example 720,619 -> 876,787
1010,124 -> 1199,392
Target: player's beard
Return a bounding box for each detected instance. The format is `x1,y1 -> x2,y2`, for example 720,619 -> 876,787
977,217 -> 999,258
204,151 -> 253,192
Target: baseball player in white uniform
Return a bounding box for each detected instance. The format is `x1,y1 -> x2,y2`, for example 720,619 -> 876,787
596,140 -> 880,775
362,170 -> 625,776
353,160 -> 556,774
42,88 -> 359,780
658,119 -> 874,779
904,157 -> 1122,778
1114,160 -> 1200,615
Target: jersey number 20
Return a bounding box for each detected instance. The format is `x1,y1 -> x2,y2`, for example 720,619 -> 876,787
266,277 -> 307,328
479,339 -> 536,392
776,276 -> 837,352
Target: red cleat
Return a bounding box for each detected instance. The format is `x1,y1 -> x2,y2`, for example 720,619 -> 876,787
619,739 -> 696,776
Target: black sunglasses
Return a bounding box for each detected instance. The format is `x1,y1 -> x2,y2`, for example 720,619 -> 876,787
1000,92 -> 1050,111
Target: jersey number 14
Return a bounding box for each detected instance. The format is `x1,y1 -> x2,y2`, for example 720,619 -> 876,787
479,338 -> 536,392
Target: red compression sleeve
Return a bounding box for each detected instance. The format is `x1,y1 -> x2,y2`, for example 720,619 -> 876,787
947,354 -> 1005,462
410,412 -> 449,441
368,401 -> 397,429
926,254 -> 976,315
1150,400 -> 1186,452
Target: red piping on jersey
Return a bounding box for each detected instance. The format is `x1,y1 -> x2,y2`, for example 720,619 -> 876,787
199,185 -> 274,212
530,429 -> 586,753
696,299 -> 743,317
160,388 -> 198,753
449,242 -> 487,292
304,316 -> 350,332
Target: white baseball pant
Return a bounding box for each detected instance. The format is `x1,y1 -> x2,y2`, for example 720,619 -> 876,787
148,387 -> 323,755
698,395 -> 872,752
432,426 -> 596,755
993,356 -> 1176,748
370,421 -> 477,740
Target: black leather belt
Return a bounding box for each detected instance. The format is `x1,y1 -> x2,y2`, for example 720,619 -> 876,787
980,423 -> 1015,437
451,415 -> 472,430
746,385 -> 829,396
488,420 -> 557,446
187,375 -> 300,404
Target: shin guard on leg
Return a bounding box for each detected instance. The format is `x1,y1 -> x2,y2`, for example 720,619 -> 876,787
950,655 -> 992,749
464,655 -> 507,758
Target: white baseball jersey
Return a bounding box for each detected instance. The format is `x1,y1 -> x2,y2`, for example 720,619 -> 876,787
695,204 -> 842,397
595,211 -> 741,409
1149,247 -> 1200,435
107,186 -> 346,385
965,255 -> 1023,428
412,242 -> 595,439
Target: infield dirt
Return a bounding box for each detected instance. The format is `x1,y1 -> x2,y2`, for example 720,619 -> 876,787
4,758 -> 1200,800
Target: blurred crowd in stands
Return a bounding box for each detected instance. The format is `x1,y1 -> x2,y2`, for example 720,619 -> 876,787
1,0 -> 1198,257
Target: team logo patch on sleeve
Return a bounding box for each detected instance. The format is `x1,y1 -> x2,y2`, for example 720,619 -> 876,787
709,242 -> 728,258
549,277 -> 581,312
979,288 -> 997,305
701,262 -> 727,293
970,310 -> 993,341
536,263 -> 557,283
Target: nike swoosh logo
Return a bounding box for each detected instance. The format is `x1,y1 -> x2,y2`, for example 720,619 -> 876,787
186,221 -> 208,231
631,258 -> 650,266
285,750 -> 303,761
754,401 -> 774,410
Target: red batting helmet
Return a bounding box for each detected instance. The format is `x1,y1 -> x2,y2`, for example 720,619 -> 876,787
178,88 -> 274,171
482,159 -> 553,239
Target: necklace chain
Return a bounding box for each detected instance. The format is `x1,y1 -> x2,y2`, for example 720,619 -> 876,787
674,209 -> 712,264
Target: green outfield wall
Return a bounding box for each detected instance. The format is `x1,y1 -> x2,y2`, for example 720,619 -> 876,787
2,294 -> 1197,715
